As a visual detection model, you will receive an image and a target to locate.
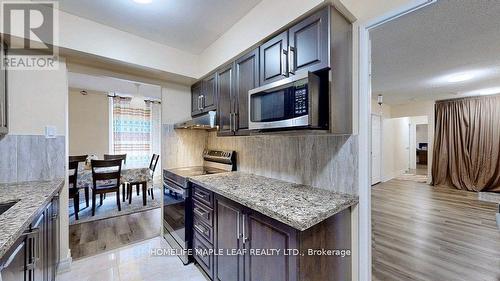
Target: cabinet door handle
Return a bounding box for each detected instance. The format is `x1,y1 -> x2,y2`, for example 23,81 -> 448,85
288,46 -> 295,75
242,214 -> 247,244
281,48 -> 288,77
229,113 -> 233,132
201,95 -> 205,109
194,207 -> 206,218
194,224 -> 206,235
236,212 -> 240,239
232,113 -> 237,132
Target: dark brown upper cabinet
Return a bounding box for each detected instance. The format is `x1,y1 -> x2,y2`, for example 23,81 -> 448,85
191,82 -> 203,117
203,72 -> 217,112
216,48 -> 259,136
217,63 -> 235,135
289,8 -> 329,75
235,48 -> 259,132
259,31 -> 288,85
191,72 -> 217,117
260,8 -> 329,86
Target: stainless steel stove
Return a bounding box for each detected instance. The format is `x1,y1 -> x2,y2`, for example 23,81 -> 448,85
162,149 -> 235,264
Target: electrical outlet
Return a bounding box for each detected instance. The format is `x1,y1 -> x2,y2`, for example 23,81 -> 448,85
45,126 -> 57,138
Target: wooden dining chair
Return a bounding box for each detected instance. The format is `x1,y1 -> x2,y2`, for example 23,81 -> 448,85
127,154 -> 160,205
69,155 -> 89,207
104,154 -> 127,165
104,154 -> 127,200
68,160 -> 80,220
147,154 -> 160,199
90,159 -> 122,216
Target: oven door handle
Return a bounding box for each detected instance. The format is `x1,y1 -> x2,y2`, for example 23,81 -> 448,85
164,180 -> 185,196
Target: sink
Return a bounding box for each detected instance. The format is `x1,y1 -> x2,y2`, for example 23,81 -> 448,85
0,201 -> 19,216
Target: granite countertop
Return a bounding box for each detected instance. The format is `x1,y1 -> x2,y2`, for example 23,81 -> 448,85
189,172 -> 358,231
0,179 -> 64,260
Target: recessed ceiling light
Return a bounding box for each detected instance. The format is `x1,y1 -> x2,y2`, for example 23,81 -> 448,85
133,0 -> 153,4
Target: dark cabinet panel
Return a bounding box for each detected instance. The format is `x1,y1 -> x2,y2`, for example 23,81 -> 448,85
193,234 -> 214,279
235,48 -> 259,132
217,63 -> 234,135
289,8 -> 329,74
191,82 -> 203,117
0,43 -> 7,135
260,31 -> 288,85
215,197 -> 244,281
0,236 -> 27,281
244,212 -> 298,281
203,73 -> 217,112
47,197 -> 59,281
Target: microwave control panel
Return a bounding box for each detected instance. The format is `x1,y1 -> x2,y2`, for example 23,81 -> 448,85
294,87 -> 308,115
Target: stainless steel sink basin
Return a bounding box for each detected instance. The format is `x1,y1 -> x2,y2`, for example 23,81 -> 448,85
0,201 -> 18,216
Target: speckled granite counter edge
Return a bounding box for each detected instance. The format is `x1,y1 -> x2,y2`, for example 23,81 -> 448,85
0,179 -> 64,260
189,177 -> 359,231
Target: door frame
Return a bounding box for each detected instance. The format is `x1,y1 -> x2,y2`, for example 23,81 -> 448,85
355,1 -> 436,280
370,114 -> 382,185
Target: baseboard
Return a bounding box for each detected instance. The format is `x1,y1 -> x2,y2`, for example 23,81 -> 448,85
57,255 -> 72,273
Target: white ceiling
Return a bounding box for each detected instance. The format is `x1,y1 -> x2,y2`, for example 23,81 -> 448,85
68,72 -> 162,99
370,0 -> 500,105
55,0 -> 261,54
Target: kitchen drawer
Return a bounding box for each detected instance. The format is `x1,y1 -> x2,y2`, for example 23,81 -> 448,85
193,198 -> 213,227
193,233 -> 214,279
193,216 -> 213,244
193,185 -> 213,208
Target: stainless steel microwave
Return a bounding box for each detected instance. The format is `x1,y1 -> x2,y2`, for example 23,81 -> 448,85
248,72 -> 328,131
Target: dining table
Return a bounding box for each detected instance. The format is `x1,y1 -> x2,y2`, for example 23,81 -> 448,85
77,165 -> 152,206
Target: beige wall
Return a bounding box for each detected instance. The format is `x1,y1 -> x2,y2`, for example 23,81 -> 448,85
68,89 -> 109,158
391,100 -> 434,182
161,83 -> 191,124
8,61 -> 68,135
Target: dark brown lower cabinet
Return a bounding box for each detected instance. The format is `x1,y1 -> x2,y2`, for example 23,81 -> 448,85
194,190 -> 352,281
244,211 -> 298,281
0,195 -> 60,281
214,197 -> 244,281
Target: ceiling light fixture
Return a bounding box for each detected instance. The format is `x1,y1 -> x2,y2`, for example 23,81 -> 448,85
429,69 -> 496,85
133,0 -> 153,4
462,87 -> 500,97
445,72 -> 475,83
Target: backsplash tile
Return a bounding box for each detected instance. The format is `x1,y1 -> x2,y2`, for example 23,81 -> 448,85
0,135 -> 65,184
0,135 -> 18,183
206,133 -> 358,194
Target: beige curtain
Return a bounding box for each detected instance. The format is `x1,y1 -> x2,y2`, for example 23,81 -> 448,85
432,95 -> 500,192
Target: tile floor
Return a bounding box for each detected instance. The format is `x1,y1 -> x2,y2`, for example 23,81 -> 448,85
57,236 -> 207,281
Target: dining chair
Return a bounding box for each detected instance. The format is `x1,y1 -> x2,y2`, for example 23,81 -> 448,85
68,160 -> 80,220
90,159 -> 122,216
127,154 -> 159,205
104,154 -> 127,165
69,155 -> 89,207
104,154 -> 127,200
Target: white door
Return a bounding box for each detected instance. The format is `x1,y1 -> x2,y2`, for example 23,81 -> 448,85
371,114 -> 382,185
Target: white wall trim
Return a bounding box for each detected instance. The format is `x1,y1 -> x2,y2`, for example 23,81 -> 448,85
356,1 -> 436,280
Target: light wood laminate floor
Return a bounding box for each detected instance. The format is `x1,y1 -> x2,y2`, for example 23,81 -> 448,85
372,180 -> 500,281
69,208 -> 161,260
